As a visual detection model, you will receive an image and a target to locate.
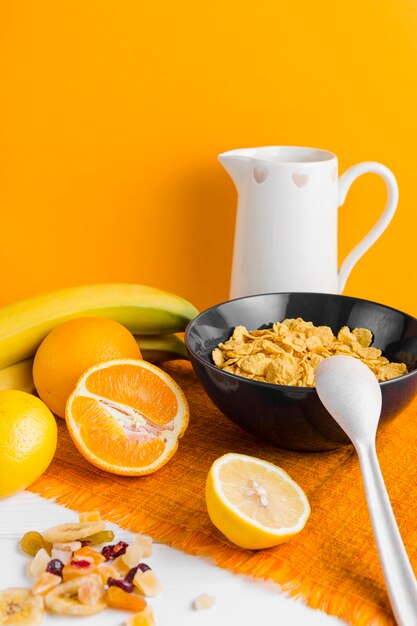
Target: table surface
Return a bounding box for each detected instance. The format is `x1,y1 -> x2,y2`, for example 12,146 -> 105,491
0,491 -> 343,626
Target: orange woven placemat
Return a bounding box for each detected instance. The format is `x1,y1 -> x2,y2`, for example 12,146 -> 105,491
29,361 -> 417,625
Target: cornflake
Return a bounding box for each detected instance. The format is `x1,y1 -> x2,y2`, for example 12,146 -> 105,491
212,318 -> 407,387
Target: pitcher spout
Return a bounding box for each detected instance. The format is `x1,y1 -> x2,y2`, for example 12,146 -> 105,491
218,150 -> 252,190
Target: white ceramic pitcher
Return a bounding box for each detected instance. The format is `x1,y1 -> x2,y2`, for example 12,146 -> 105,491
219,146 -> 398,298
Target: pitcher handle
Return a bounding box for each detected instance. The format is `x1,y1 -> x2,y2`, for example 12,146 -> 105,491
338,162 -> 398,293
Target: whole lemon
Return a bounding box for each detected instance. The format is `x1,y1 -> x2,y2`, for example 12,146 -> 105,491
33,317 -> 142,418
0,390 -> 57,498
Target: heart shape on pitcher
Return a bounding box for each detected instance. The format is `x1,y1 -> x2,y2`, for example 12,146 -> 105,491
292,172 -> 309,188
253,166 -> 268,183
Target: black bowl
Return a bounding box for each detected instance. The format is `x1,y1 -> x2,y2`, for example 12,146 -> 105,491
185,293 -> 417,451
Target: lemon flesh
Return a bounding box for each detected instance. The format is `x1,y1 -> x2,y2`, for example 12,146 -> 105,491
0,390 -> 57,498
206,453 -> 310,549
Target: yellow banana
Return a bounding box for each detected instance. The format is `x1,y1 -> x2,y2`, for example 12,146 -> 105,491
135,333 -> 189,363
0,284 -> 198,369
0,358 -> 35,394
0,335 -> 190,394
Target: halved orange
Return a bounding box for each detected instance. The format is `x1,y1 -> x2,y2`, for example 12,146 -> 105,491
65,359 -> 189,475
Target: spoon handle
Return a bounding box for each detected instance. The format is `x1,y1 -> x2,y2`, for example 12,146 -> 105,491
357,443 -> 417,625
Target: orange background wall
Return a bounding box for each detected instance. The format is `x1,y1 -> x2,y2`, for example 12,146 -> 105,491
1,1 -> 416,315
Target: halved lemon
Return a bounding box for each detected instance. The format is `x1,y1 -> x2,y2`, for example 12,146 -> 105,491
66,359 -> 189,475
206,453 -> 310,549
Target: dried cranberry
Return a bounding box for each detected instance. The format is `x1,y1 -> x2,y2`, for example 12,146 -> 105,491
124,562 -> 151,584
101,545 -> 115,561
107,577 -> 134,593
137,563 -> 151,573
125,566 -> 139,583
46,559 -> 64,577
101,541 -> 128,561
70,559 -> 91,569
113,541 -> 128,555
80,540 -> 91,547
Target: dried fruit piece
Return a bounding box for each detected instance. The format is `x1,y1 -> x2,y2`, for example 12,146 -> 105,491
19,531 -> 51,557
125,563 -> 151,585
45,574 -> 106,615
78,576 -> 104,605
122,544 -> 143,568
106,586 -> 147,611
96,564 -> 120,585
137,563 -> 151,572
46,558 -> 64,577
193,592 -> 216,610
102,541 -> 128,561
133,534 -> 153,558
53,540 -> 82,553
51,548 -> 72,565
72,557 -> 94,566
43,521 -> 106,543
26,548 -> 50,578
0,587 -> 44,625
113,540 -> 129,555
133,570 -> 161,597
32,572 -> 61,595
125,566 -> 139,584
125,606 -> 155,626
113,555 -> 130,576
108,577 -> 134,593
79,511 -> 101,523
62,559 -> 96,581
83,530 -> 114,546
73,545 -> 105,568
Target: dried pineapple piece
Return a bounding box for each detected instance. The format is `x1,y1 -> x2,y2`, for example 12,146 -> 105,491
193,592 -> 216,610
133,569 -> 162,597
26,548 -> 50,579
122,544 -> 143,568
132,534 -> 153,558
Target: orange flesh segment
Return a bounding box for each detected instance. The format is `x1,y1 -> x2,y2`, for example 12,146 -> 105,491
219,459 -> 307,529
71,396 -> 164,468
85,363 -> 178,425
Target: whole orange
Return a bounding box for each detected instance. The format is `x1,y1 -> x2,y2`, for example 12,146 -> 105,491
33,317 -> 141,418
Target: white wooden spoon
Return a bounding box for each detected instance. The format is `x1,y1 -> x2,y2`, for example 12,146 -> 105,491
315,355 -> 417,625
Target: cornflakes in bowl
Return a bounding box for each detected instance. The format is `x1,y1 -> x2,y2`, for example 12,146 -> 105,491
185,293 -> 417,451
212,318 -> 407,387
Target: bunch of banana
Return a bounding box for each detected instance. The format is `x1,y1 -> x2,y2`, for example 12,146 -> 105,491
0,283 -> 197,393
135,332 -> 189,363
